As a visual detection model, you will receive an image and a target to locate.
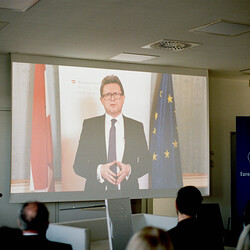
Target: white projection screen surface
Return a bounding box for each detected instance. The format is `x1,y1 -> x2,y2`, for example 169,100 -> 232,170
10,54 -> 209,202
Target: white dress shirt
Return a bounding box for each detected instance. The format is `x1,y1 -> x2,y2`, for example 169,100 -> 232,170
97,113 -> 130,190
105,113 -> 125,162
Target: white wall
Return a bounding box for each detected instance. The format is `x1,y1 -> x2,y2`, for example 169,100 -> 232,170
206,75 -> 250,227
153,74 -> 250,228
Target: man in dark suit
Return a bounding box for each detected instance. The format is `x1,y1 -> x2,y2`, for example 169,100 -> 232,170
73,75 -> 151,191
168,186 -> 205,250
17,201 -> 72,250
168,186 -> 223,250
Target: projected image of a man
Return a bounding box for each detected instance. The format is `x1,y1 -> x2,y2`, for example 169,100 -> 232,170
73,75 -> 151,191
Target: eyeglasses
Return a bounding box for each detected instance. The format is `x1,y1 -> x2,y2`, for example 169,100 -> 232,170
102,92 -> 123,100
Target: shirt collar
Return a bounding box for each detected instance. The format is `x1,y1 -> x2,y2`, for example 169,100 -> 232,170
105,113 -> 123,125
22,231 -> 39,236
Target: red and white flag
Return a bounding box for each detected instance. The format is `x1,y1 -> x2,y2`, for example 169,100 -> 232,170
30,64 -> 55,192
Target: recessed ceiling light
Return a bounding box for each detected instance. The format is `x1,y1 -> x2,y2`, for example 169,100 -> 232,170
142,39 -> 201,51
0,21 -> 8,31
0,0 -> 39,11
190,20 -> 250,36
110,53 -> 158,62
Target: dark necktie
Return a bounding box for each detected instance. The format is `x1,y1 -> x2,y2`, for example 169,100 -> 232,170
107,119 -> 118,190
108,119 -> 117,164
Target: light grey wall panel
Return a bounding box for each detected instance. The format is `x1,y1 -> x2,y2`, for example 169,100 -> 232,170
0,54 -> 20,227
0,54 -> 11,109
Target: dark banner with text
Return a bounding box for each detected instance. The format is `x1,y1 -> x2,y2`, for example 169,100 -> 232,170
236,116 -> 250,230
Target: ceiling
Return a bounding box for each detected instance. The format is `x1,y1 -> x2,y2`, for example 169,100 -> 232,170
0,0 -> 249,77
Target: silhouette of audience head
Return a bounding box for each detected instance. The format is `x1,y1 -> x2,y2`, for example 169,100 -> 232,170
126,226 -> 174,250
176,185 -> 203,217
18,201 -> 49,235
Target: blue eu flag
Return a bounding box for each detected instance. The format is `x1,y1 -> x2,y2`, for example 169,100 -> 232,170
150,74 -> 183,189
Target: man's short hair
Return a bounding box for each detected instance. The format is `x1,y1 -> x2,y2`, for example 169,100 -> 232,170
176,186 -> 203,217
100,75 -> 124,96
19,201 -> 49,234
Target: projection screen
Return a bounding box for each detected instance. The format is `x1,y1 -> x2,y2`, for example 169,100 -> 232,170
10,54 -> 209,202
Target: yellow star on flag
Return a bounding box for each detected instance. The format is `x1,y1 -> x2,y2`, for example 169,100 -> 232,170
172,140 -> 178,148
168,94 -> 173,103
155,112 -> 158,120
153,153 -> 158,161
164,150 -> 170,158
153,128 -> 156,134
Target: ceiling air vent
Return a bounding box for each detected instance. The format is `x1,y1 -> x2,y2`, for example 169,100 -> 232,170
142,39 -> 201,51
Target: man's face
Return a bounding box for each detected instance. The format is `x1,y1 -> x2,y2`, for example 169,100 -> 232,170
100,83 -> 125,117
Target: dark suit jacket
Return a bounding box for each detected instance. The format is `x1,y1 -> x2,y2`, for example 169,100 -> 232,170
168,218 -> 217,250
73,114 -> 151,191
0,228 -> 72,250
0,227 -> 22,249
18,235 -> 72,250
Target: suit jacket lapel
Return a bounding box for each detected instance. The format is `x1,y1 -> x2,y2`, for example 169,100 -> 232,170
99,114 -> 107,162
122,115 -> 129,162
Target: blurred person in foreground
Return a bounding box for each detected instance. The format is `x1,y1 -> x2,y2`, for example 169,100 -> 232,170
236,224 -> 250,250
17,201 -> 72,250
126,226 -> 173,250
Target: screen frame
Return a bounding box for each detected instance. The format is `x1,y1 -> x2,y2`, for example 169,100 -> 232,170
10,53 -> 210,203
